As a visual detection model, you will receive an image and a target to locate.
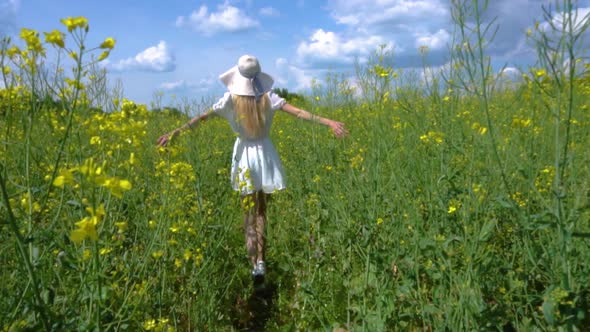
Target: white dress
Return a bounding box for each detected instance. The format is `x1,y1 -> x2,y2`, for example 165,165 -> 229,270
211,91 -> 287,195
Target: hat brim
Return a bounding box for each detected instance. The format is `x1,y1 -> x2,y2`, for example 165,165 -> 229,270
219,66 -> 274,97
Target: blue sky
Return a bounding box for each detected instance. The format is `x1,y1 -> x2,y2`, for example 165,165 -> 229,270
1,0 -> 590,106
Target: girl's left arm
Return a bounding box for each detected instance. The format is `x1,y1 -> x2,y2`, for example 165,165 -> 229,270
280,103 -> 349,138
157,111 -> 212,147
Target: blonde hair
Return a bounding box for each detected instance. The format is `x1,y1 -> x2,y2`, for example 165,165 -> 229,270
232,93 -> 270,139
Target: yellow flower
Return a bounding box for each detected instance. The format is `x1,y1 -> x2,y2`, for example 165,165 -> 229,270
535,68 -> 546,78
143,319 -> 156,331
174,258 -> 183,268
447,199 -> 461,214
151,250 -> 164,259
6,46 -> 20,58
420,131 -> 444,145
119,179 -> 132,190
99,37 -> 116,49
53,169 -> 75,187
115,221 -> 128,232
65,78 -> 85,90
183,249 -> 192,261
60,16 -> 89,32
97,51 -> 110,62
44,29 -> 65,48
19,28 -> 37,44
102,178 -> 132,198
376,217 -> 384,225
86,204 -> 105,218
90,136 -> 101,145
71,216 -> 98,243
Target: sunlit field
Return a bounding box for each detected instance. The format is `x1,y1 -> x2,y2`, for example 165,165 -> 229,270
2,2 -> 590,331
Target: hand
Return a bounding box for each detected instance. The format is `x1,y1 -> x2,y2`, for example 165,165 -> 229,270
157,130 -> 178,147
329,120 -> 349,138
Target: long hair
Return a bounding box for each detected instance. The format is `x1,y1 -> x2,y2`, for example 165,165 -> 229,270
232,93 -> 270,139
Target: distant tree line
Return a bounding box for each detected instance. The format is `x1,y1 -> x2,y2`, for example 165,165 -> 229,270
272,88 -> 303,103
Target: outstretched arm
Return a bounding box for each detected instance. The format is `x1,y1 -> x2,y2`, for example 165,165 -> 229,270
157,111 -> 212,147
280,103 -> 349,138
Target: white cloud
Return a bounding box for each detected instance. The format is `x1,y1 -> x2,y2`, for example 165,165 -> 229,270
0,0 -> 19,34
495,66 -> 524,89
259,6 -> 280,17
159,78 -> 215,92
160,80 -> 191,91
329,0 -> 449,30
539,6 -> 590,34
415,29 -> 451,51
275,57 -> 314,91
176,2 -> 259,36
296,29 -> 390,68
419,62 -> 451,86
318,0 -> 451,67
109,41 -> 175,72
499,66 -> 521,77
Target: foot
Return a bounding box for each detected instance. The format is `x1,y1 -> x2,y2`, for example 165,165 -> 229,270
251,260 -> 266,280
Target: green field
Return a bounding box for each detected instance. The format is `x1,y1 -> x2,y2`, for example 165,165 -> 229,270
1,4 -> 590,331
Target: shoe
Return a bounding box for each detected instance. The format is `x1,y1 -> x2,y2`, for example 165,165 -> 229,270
251,260 -> 266,278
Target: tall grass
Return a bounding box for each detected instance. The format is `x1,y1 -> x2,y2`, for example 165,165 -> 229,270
1,1 -> 590,331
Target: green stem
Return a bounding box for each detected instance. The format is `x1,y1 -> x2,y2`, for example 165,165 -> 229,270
94,238 -> 102,331
472,0 -> 512,195
36,36 -> 86,223
0,165 -> 51,331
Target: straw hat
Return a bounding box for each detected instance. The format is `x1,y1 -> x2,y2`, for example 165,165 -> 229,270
219,55 -> 274,99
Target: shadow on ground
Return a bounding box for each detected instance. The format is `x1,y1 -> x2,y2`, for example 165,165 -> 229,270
231,278 -> 277,331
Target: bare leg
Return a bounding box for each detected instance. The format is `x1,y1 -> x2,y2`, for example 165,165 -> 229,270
243,194 -> 257,267
254,192 -> 268,263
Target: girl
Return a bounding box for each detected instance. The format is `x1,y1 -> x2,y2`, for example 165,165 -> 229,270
157,55 -> 348,280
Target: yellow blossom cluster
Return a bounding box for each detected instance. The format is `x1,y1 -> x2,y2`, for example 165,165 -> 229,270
52,158 -> 132,242
70,204 -> 105,243
83,99 -> 149,151
512,117 -> 533,128
143,317 -> 175,331
54,158 -> 132,198
471,122 -> 488,135
20,28 -> 45,55
535,166 -> 555,194
44,29 -> 65,48
150,159 -> 199,221
60,16 -> 88,32
419,131 -> 444,145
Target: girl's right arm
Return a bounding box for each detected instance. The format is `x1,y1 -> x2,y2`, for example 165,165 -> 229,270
157,111 -> 212,147
280,103 -> 348,138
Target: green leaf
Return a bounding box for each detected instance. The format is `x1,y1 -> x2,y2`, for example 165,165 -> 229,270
478,219 -> 496,242
542,296 -> 556,326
